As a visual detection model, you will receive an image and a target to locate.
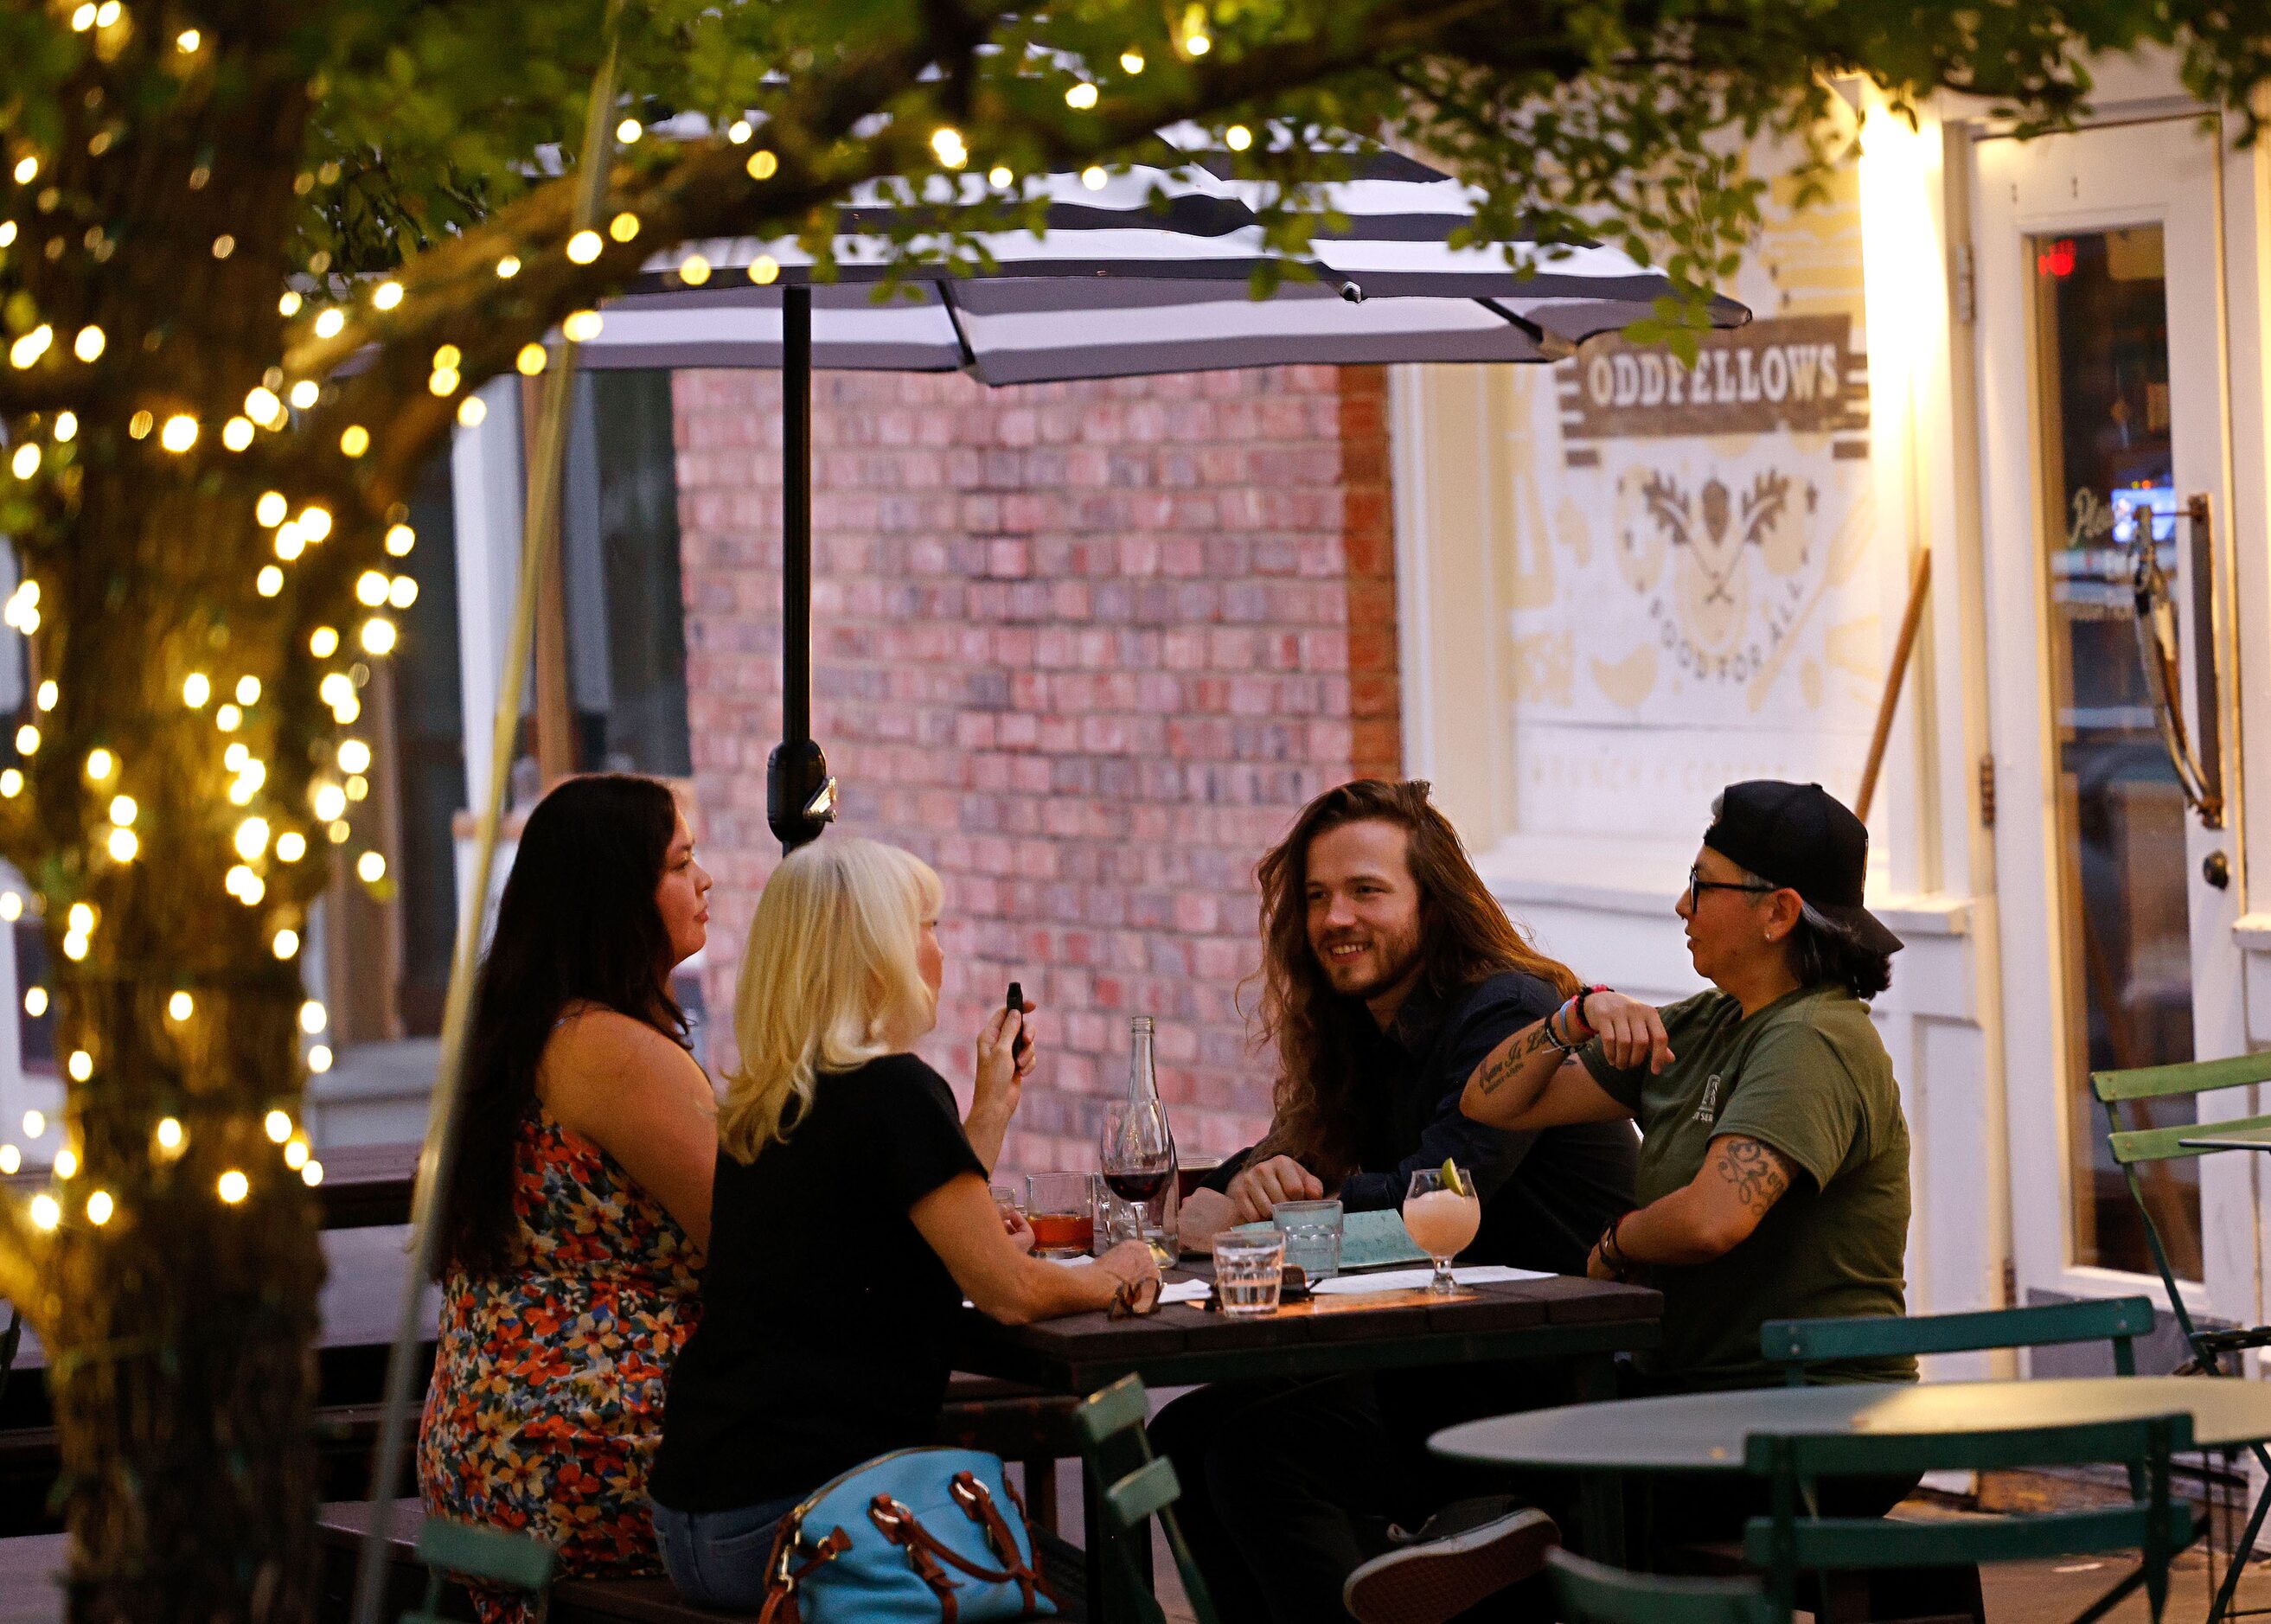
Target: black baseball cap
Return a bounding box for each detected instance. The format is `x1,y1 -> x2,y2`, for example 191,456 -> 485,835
1701,781 -> 1903,956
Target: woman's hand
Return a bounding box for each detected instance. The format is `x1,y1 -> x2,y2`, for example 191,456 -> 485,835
1584,991 -> 1674,1074
1094,1239 -> 1161,1292
965,1000 -> 1037,1172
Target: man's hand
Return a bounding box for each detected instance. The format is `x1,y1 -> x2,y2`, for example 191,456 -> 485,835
1585,991 -> 1675,1074
1584,1239 -> 1615,1282
1002,1207 -> 1036,1255
1226,1155 -> 1325,1224
1178,1187 -> 1234,1253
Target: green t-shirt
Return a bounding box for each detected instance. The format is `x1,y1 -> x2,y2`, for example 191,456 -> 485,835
1581,984 -> 1915,1391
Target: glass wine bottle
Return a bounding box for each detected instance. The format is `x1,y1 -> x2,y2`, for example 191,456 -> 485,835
1098,1014 -> 1178,1264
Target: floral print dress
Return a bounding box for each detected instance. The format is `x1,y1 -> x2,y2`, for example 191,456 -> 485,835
418,1104 -> 701,1608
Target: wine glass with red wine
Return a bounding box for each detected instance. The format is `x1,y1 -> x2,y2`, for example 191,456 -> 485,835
1098,1096 -> 1176,1264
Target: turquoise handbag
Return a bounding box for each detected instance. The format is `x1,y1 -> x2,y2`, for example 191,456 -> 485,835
757,1447 -> 1057,1624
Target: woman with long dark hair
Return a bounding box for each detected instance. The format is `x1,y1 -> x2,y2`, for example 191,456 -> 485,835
418,774 -> 718,1601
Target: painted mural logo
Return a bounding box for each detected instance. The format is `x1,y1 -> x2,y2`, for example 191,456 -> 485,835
1613,460 -> 1820,685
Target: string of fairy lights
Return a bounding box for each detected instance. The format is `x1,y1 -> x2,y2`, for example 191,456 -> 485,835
0,0 -> 1257,1251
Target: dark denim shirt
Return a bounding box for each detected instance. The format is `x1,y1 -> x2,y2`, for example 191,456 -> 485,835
1207,971 -> 1638,1276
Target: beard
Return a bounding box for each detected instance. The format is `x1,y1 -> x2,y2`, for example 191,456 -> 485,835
1312,916 -> 1425,1003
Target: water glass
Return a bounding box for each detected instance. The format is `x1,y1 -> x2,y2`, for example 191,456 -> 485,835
1212,1231 -> 1286,1317
1272,1198 -> 1344,1282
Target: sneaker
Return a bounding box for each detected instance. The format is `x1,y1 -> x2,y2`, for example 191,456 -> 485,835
1341,1504 -> 1559,1624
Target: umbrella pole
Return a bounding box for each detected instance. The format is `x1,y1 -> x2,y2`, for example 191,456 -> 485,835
768,285 -> 835,853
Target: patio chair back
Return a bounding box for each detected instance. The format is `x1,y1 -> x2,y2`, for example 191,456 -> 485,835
1743,1414 -> 2194,1623
400,1518 -> 559,1624
1072,1375 -> 1220,1624
2092,1052 -> 2271,1367
1545,1548 -> 1777,1624
1762,1297 -> 2153,1385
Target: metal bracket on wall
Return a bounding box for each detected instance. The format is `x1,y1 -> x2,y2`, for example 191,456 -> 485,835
1979,752 -> 1997,828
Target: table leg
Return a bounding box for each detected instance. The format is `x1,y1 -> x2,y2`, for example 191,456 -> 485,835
1570,1352 -> 1628,1569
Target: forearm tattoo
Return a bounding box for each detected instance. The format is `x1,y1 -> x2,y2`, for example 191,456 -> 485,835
1716,1136 -> 1793,1215
1476,1021 -> 1558,1096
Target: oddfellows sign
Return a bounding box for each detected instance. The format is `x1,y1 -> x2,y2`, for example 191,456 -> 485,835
1558,313 -> 1869,464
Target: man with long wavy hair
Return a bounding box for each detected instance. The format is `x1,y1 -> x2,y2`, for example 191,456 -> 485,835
1159,779 -> 1637,1624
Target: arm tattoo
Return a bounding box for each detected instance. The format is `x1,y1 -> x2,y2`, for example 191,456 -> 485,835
1716,1137 -> 1794,1215
1476,1021 -> 1558,1096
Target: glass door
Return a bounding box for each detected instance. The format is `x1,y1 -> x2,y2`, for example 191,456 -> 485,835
1975,117 -> 2250,1322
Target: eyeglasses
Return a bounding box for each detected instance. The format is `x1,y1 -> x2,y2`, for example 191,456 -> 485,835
1686,864 -> 1776,911
1107,1274 -> 1162,1320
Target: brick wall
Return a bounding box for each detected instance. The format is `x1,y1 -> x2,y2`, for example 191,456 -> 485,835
674,363 -> 1398,1176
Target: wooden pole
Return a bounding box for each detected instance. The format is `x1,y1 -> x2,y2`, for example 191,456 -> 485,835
1854,547 -> 1933,823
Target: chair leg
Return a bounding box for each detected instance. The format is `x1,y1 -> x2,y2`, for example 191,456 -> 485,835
2207,1470 -> 2271,1624
1021,1457 -> 1059,1536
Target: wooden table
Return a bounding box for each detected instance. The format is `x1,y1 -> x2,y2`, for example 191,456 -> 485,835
953,1271 -> 1662,1619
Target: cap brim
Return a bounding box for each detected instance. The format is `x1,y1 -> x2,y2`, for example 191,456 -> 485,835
1814,901 -> 1903,956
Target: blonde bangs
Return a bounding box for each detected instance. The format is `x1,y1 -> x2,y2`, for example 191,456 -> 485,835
718,838 -> 941,1162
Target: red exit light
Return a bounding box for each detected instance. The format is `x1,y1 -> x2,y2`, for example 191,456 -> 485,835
2037,239 -> 2076,278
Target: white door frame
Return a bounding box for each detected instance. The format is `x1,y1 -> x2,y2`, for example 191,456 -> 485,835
1974,113 -> 2255,1326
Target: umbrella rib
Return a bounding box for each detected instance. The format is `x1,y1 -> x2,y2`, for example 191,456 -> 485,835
1477,297 -> 1575,361
935,280 -> 980,370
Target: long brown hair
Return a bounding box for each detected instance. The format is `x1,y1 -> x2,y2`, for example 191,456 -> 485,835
1250,779 -> 1577,1182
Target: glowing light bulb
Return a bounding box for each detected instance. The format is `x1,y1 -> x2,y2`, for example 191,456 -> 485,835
106,826 -> 137,861
255,489 -> 286,526
516,343 -> 547,375
1226,125 -> 1253,151
272,929 -> 299,959
303,1159 -> 325,1186
299,1000 -> 327,1034
566,230 -> 602,263
496,254 -> 521,278
35,681 -> 54,711
85,748 -> 113,781
312,782 -> 347,822
608,211 -> 640,243
285,1139 -> 310,1170
749,255 -> 780,285
339,425 -> 369,457
355,570 -> 388,607
9,444 -> 37,480
372,281 -> 403,310
166,993 -> 191,1022
278,291 -> 301,316
1121,49 -> 1146,73
23,1110 -> 44,1136
29,1193 -> 58,1231
221,417 -> 254,451
988,165 -> 1014,188
457,395 -> 487,426
1065,82 -> 1098,109
159,414 -> 198,452
218,1170 -> 248,1204
297,506 -> 331,541
85,1189 -> 111,1224
930,127 -> 967,169
0,1145 -> 16,1174
562,310 -> 603,342
1082,166 -> 1108,190
67,1050 -> 92,1082
312,308 -> 345,339
176,28 -> 198,51
310,626 -> 340,658
156,1116 -> 182,1149
22,988 -> 45,1017
67,904 -> 92,935
289,380 -> 318,409
74,325 -> 104,361
215,704 -> 240,732
361,617 -> 397,655
384,526 -> 414,557
53,1147 -> 76,1179
275,829 -> 306,862
61,931 -> 86,962
54,412 -> 74,442
728,120 -> 752,144
615,118 -> 643,144
255,566 -> 282,597
182,672 -> 210,707
356,850 -> 387,884
308,1045 -> 332,1073
0,892 -> 18,919
679,254 -> 711,286
336,738 -> 372,774
264,1109 -> 291,1143
746,150 -> 778,180
234,818 -> 270,860
15,724 -> 38,754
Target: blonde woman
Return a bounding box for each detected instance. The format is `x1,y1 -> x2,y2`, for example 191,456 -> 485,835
649,836 -> 1158,1609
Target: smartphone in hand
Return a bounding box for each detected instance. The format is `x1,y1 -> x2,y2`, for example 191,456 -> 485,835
1006,981 -> 1032,1064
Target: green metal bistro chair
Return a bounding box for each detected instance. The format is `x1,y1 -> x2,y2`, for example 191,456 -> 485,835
399,1518 -> 559,1624
1072,1374 -> 1220,1624
1546,1548 -> 1777,1624
1762,1296 -> 2155,1386
2095,1051 -> 2271,1622
1744,1414 -> 2195,1624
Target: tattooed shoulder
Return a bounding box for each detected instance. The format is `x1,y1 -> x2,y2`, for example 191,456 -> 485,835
1715,1136 -> 1794,1213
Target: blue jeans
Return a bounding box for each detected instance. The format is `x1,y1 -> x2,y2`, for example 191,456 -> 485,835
652,1493 -> 805,1611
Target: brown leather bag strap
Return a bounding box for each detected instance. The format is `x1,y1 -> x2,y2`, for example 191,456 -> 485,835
870,1497 -> 960,1624
950,1472 -> 1043,1614
756,1522 -> 852,1624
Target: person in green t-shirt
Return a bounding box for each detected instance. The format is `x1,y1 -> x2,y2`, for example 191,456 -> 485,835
1459,780 -> 1915,1396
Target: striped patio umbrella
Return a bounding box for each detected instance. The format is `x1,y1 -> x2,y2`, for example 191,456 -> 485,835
581,143 -> 1749,847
